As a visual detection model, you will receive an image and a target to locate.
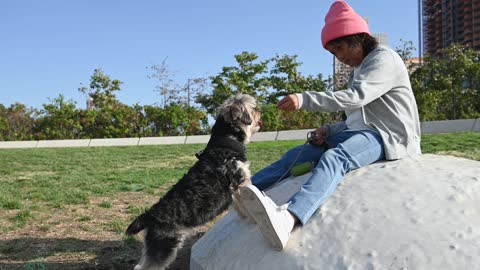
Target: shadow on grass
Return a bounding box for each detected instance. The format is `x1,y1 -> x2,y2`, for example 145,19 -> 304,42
0,232 -> 205,270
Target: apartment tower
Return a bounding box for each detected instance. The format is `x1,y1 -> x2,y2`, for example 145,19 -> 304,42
422,0 -> 480,56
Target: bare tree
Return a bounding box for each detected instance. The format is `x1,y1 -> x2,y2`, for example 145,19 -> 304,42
147,58 -> 180,108
181,77 -> 209,108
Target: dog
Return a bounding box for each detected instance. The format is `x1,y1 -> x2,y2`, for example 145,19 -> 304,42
125,94 -> 262,270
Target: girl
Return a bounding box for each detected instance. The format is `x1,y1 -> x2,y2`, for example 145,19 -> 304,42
240,0 -> 421,251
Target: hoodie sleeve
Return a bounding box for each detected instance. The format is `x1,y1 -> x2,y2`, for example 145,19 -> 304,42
296,48 -> 397,112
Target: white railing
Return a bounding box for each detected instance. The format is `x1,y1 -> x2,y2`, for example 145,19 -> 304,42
0,118 -> 479,149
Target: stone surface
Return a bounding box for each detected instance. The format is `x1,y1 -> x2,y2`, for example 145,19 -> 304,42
191,154 -> 480,270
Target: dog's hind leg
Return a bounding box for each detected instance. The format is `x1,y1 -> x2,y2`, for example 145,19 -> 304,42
137,228 -> 184,270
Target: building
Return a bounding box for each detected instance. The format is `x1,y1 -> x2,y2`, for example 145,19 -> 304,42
333,56 -> 351,89
372,32 -> 388,46
405,57 -> 423,74
422,0 -> 480,56
86,97 -> 95,110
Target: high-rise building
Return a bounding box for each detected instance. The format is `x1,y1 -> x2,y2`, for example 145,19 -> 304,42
372,32 -> 388,46
422,0 -> 480,56
86,97 -> 95,110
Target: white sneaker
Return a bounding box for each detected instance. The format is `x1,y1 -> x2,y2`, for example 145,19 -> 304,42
240,185 -> 295,250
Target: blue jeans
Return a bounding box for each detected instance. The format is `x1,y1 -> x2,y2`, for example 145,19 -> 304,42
252,130 -> 385,225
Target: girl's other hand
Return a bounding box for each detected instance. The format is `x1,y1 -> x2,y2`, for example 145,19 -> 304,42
310,126 -> 328,146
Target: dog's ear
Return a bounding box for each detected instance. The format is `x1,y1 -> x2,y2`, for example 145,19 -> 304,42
230,106 -> 252,125
125,213 -> 148,235
240,109 -> 252,125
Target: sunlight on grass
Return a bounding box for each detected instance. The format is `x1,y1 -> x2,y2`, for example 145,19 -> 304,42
127,205 -> 148,216
98,201 -> 112,208
0,133 -> 478,269
0,196 -> 22,210
9,210 -> 33,228
0,132 -> 478,231
77,216 -> 92,222
109,219 -> 128,235
421,132 -> 480,160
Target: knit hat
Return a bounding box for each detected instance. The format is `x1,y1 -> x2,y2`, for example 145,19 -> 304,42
321,1 -> 370,48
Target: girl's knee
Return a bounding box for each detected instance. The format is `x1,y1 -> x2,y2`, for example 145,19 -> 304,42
321,147 -> 352,167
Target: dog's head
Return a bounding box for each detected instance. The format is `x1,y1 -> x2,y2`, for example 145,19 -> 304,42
216,94 -> 262,143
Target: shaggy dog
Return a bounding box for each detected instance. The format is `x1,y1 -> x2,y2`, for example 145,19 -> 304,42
125,94 -> 262,270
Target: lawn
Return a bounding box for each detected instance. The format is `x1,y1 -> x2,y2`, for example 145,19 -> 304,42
0,132 -> 479,269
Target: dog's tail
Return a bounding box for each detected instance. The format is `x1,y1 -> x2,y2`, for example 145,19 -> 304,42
126,212 -> 149,235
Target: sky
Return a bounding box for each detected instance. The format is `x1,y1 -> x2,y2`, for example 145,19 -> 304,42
1,0 -> 421,109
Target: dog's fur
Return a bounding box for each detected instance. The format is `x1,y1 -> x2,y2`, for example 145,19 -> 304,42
125,94 -> 261,270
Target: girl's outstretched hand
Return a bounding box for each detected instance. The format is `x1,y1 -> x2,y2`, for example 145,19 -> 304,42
277,94 -> 299,111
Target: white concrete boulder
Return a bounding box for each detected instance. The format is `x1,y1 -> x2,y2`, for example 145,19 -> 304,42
191,154 -> 480,270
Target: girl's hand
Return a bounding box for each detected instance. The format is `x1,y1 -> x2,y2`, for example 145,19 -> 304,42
277,94 -> 299,111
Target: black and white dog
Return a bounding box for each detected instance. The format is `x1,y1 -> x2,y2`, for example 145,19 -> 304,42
126,94 -> 262,270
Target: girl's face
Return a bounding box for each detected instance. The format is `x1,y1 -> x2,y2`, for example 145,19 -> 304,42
325,41 -> 364,67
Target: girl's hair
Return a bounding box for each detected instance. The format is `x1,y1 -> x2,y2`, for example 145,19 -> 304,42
328,33 -> 379,57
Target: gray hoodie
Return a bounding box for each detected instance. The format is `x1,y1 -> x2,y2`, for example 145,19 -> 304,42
296,45 -> 421,160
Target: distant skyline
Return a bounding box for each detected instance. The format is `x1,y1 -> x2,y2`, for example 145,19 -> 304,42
1,0 -> 420,109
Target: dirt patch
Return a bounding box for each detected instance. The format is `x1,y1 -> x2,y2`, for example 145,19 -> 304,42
113,156 -> 198,172
0,191 -> 219,270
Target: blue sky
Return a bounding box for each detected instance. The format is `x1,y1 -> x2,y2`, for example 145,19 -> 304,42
1,0 -> 420,109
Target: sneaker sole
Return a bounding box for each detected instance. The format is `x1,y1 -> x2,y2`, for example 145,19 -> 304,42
241,187 -> 285,250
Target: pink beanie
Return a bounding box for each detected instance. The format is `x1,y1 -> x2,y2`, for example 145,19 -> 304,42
321,1 -> 370,48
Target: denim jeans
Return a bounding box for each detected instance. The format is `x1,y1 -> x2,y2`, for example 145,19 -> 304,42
251,130 -> 385,225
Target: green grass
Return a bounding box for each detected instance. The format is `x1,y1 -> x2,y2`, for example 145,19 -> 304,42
0,144 -> 206,211
0,132 -> 478,226
421,132 -> 480,160
98,201 -> 112,208
0,133 -> 478,268
9,210 -> 33,228
108,219 -> 129,234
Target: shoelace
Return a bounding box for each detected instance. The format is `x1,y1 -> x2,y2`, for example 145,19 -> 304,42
278,204 -> 289,211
